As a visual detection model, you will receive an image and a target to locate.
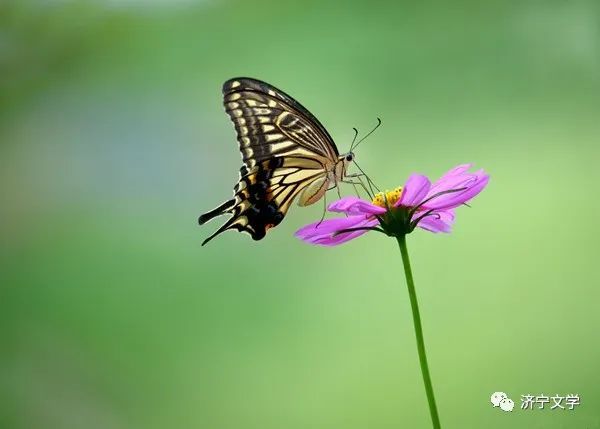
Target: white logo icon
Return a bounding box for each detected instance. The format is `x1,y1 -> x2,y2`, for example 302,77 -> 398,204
491,392 -> 514,412
500,398 -> 515,412
491,392 -> 507,407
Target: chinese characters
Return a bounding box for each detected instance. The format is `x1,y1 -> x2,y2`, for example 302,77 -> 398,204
520,394 -> 581,410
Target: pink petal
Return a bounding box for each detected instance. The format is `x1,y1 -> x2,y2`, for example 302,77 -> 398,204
295,216 -> 379,246
396,174 -> 431,207
414,209 -> 455,233
316,219 -> 380,246
328,196 -> 386,215
424,169 -> 489,210
435,164 -> 473,182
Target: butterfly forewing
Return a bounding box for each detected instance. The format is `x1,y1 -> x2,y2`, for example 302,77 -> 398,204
199,78 -> 342,245
223,83 -> 338,165
223,78 -> 339,159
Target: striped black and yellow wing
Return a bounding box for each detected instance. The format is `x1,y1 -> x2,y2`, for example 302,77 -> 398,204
198,77 -> 340,246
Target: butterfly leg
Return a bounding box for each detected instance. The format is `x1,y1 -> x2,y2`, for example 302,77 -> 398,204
351,181 -> 362,199
342,178 -> 372,199
316,189 -> 328,228
354,175 -> 375,198
345,171 -> 379,197
343,179 -> 367,198
332,183 -> 355,218
338,178 -> 363,199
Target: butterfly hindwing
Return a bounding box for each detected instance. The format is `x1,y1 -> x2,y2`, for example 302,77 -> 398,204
199,158 -> 329,246
200,160 -> 284,245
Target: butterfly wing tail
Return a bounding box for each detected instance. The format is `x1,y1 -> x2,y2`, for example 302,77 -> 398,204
200,206 -> 268,246
201,216 -> 238,246
198,199 -> 236,225
199,198 -> 260,246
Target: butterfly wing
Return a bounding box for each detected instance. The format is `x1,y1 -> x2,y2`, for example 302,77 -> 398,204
199,78 -> 340,245
223,77 -> 339,162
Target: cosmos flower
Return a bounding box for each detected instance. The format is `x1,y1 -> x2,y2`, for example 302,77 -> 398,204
295,163 -> 489,428
295,164 -> 489,246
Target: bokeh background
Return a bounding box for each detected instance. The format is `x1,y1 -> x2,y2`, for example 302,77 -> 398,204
1,1 -> 599,428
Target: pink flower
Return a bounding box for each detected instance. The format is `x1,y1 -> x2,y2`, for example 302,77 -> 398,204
295,164 -> 489,246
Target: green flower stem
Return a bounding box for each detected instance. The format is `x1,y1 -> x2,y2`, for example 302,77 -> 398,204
396,234 -> 441,429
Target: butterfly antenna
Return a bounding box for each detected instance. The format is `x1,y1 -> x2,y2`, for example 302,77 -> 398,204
349,127 -> 359,152
351,117 -> 382,151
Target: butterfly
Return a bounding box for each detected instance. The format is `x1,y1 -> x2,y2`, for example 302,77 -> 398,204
198,77 -> 370,246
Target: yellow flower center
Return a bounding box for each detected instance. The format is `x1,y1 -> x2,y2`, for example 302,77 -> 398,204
372,186 -> 403,209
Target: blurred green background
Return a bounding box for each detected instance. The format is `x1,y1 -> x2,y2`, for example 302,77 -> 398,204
1,1 -> 599,428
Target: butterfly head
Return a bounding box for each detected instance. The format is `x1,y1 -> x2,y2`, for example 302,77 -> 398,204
339,151 -> 355,172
